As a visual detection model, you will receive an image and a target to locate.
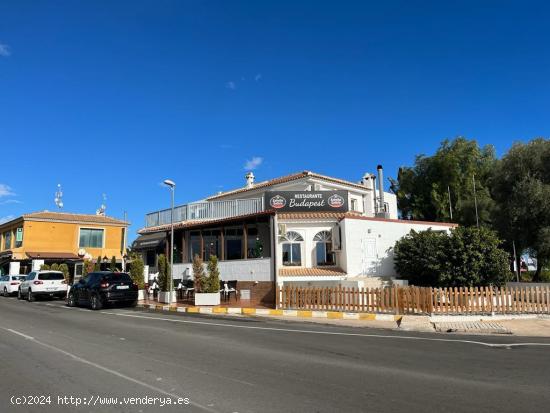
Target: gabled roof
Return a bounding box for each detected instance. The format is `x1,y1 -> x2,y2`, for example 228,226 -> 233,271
206,171 -> 370,200
22,211 -> 129,226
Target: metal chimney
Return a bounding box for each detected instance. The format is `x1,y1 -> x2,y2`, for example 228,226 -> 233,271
376,165 -> 389,218
245,172 -> 255,188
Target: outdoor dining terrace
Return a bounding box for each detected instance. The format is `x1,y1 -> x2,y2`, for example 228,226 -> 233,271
145,198 -> 265,227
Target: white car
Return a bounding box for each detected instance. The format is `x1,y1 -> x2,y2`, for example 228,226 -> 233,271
18,270 -> 68,301
0,274 -> 27,297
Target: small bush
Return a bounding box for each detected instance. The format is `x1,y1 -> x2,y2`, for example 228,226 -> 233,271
129,253 -> 145,289
50,263 -> 60,271
192,254 -> 206,293
40,264 -> 50,270
59,263 -> 70,282
157,254 -> 170,292
205,255 -> 220,293
110,256 -> 117,272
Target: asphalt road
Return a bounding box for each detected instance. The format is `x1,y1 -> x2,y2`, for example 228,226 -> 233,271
0,297 -> 549,413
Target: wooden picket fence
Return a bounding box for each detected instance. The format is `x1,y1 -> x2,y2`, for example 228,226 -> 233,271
277,285 -> 550,315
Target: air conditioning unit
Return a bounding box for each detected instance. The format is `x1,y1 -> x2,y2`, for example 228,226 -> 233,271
278,223 -> 287,236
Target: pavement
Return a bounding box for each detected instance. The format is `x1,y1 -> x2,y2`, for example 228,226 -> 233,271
1,296 -> 550,413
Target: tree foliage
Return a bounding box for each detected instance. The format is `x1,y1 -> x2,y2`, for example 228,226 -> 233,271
392,137 -> 496,226
59,263 -> 70,282
394,227 -> 511,287
491,138 -> 550,280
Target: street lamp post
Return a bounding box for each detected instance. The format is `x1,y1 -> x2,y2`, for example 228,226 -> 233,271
163,179 -> 176,305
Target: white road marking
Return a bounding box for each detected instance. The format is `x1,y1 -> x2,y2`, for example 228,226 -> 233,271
103,311 -> 550,349
6,328 -> 34,340
1,327 -> 219,413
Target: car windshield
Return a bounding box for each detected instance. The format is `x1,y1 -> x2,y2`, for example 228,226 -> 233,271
38,272 -> 65,281
103,273 -> 133,283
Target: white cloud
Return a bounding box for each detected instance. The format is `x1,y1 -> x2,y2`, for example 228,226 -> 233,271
254,73 -> 262,81
0,184 -> 15,197
0,44 -> 10,57
0,215 -> 15,224
244,156 -> 263,170
0,199 -> 21,205
226,81 -> 236,90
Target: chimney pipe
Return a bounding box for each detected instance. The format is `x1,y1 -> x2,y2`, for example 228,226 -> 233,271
245,172 -> 255,188
376,165 -> 388,217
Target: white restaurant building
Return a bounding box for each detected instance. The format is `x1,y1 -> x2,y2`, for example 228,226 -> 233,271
134,167 -> 456,307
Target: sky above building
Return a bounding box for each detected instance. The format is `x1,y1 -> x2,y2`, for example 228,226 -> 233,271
0,0 -> 549,240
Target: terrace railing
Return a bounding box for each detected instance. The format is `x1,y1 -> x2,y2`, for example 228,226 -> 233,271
145,198 -> 264,227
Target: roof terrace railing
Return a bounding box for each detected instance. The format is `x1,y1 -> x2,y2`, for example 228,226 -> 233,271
145,197 -> 264,228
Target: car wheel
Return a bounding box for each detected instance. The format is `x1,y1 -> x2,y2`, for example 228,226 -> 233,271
3,287 -> 8,297
67,292 -> 76,307
90,294 -> 102,310
27,289 -> 35,302
17,288 -> 23,300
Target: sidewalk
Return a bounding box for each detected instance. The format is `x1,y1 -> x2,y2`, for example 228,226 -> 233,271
136,301 -> 550,337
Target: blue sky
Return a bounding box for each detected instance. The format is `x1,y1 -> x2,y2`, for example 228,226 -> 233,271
0,0 -> 549,240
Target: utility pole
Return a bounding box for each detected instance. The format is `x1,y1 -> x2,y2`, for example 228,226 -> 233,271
447,185 -> 453,221
472,174 -> 479,228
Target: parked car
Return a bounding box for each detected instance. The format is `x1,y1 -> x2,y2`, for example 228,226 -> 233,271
0,274 -> 27,297
18,271 -> 68,301
67,271 -> 138,310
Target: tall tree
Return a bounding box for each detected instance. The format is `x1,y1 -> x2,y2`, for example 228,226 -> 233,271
392,137 -> 496,226
491,138 -> 550,281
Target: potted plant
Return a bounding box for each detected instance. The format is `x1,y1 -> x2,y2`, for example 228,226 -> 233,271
157,254 -> 176,303
129,253 -> 146,300
194,255 -> 221,306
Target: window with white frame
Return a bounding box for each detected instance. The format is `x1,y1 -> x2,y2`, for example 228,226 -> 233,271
350,198 -> 358,211
313,230 -> 334,266
281,231 -> 303,266
79,228 -> 104,248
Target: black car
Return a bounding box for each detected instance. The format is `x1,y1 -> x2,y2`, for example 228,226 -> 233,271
67,271 -> 138,310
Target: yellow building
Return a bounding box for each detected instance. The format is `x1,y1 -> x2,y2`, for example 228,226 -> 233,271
0,211 -> 129,277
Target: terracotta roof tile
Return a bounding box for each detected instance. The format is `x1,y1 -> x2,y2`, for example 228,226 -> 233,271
277,211 -> 361,220
26,252 -> 81,260
207,171 -> 370,200
279,267 -> 347,276
23,211 -> 128,226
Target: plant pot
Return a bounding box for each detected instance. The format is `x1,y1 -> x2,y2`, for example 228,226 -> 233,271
138,289 -> 146,300
158,291 -> 177,304
194,292 -> 221,306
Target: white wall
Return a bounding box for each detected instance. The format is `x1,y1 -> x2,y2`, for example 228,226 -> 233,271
341,218 -> 454,277
173,258 -> 272,282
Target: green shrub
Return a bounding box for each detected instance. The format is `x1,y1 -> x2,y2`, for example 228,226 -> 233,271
110,256 -> 117,272
59,263 -> 70,282
129,253 -> 145,289
40,264 -> 50,270
94,256 -> 101,271
394,227 -> 512,287
50,263 -> 60,271
205,255 -> 220,293
192,254 -> 206,293
157,254 -> 170,292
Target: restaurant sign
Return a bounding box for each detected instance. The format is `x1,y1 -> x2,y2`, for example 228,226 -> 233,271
265,191 -> 349,212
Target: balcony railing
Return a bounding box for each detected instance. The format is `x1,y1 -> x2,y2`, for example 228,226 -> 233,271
145,198 -> 264,227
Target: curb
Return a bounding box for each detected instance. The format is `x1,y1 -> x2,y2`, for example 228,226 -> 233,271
137,303 -> 403,322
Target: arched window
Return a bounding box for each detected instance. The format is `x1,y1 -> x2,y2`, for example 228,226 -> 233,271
314,230 -> 334,266
281,231 -> 303,266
